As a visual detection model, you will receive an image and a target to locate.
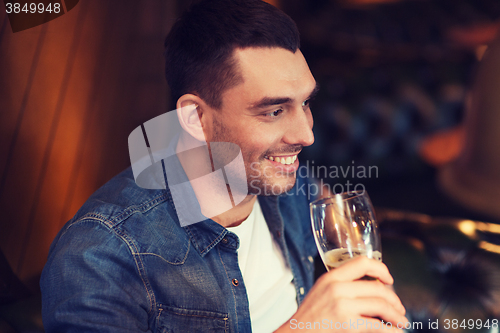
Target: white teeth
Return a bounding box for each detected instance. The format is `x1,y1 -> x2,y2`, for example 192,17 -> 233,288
268,156 -> 296,165
267,155 -> 298,165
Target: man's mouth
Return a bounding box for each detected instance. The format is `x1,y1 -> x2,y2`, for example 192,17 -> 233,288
264,155 -> 298,165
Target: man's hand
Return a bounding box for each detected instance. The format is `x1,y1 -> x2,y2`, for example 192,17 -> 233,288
276,256 -> 408,333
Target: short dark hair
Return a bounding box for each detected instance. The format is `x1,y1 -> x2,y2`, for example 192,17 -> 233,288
164,0 -> 300,109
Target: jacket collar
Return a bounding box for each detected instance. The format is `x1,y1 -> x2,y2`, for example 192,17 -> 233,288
162,135 -> 288,257
161,135 -> 231,257
183,195 -> 284,257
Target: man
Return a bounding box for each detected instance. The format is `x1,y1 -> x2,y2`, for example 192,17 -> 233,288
41,0 -> 407,332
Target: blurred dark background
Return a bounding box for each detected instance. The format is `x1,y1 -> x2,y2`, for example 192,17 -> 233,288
283,0 -> 500,222
1,0 -> 500,331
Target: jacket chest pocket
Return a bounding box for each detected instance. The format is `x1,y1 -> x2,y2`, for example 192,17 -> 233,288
157,305 -> 229,333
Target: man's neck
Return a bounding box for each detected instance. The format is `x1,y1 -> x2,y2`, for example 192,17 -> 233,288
212,194 -> 257,228
176,132 -> 256,228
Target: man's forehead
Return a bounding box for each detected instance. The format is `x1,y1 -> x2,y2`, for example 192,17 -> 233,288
234,47 -> 311,80
225,47 -> 316,106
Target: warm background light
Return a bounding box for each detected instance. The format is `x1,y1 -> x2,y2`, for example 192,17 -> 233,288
263,0 -> 280,8
0,1 -> 175,289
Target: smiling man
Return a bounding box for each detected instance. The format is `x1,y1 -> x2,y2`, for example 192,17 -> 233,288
41,0 -> 407,332
176,46 -> 317,228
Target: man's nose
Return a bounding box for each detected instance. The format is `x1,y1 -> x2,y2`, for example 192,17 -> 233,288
283,107 -> 314,147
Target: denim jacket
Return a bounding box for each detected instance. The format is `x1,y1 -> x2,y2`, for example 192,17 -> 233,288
41,167 -> 318,332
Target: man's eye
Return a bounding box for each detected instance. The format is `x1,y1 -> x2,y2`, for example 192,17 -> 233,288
267,108 -> 283,117
302,99 -> 310,107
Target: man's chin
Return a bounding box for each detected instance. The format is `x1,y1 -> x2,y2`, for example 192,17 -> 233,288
247,178 -> 297,196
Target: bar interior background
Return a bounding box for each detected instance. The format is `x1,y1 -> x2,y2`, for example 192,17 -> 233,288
1,0 -> 500,330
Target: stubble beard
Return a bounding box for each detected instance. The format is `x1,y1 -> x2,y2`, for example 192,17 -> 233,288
210,115 -> 297,197
246,160 -> 297,196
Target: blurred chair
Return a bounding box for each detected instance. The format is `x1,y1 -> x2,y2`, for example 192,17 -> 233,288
439,32 -> 500,219
377,208 -> 500,333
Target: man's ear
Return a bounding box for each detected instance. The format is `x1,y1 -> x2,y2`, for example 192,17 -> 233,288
176,94 -> 208,142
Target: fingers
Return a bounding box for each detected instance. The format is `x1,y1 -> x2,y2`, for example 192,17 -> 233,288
327,256 -> 394,285
285,256 -> 409,333
341,297 -> 408,325
325,280 -> 406,316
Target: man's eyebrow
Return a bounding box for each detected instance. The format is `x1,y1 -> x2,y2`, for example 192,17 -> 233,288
249,83 -> 320,110
308,83 -> 320,101
250,97 -> 293,110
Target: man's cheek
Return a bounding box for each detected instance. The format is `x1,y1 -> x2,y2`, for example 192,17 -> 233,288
249,162 -> 262,178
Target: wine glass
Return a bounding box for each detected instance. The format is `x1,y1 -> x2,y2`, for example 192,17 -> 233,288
310,191 -> 381,276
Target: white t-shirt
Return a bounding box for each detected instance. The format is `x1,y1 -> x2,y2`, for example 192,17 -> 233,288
228,200 -> 298,333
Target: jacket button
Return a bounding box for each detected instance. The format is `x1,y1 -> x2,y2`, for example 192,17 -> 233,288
299,287 -> 305,295
276,231 -> 281,238
221,237 -> 228,244
232,278 -> 239,286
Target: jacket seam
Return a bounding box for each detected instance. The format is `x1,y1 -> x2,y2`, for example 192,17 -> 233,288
62,192 -> 169,234
107,193 -> 170,227
185,225 -> 227,256
112,225 -> 157,314
59,212 -> 160,316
